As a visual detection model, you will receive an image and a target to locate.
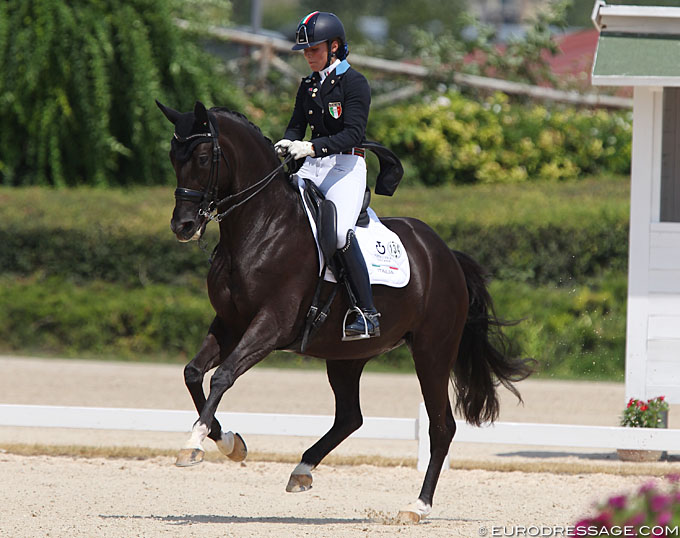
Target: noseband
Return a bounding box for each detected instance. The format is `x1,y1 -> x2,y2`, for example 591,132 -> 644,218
174,116 -> 292,223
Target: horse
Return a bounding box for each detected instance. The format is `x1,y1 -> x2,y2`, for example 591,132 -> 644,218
156,99 -> 532,523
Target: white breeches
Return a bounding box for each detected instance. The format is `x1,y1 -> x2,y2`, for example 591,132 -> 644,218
296,154 -> 367,249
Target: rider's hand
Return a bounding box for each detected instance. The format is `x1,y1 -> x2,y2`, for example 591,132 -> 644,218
289,140 -> 315,160
274,139 -> 293,156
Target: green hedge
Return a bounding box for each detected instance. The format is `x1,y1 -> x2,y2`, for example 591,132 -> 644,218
0,274 -> 627,380
0,277 -> 211,360
0,179 -> 630,286
0,217 -> 627,287
0,181 -> 631,379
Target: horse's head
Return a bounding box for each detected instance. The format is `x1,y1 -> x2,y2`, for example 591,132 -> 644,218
157,100 -> 222,242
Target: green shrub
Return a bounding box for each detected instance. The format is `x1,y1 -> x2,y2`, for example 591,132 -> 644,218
490,272 -> 627,380
0,273 -> 628,380
0,0 -> 243,186
0,276 -> 211,359
369,92 -> 632,185
0,179 -> 630,286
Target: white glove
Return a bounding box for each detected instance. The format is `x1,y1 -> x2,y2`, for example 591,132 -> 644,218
274,139 -> 293,156
289,140 -> 315,160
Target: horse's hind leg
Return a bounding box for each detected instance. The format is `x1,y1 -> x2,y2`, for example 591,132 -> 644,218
286,358 -> 368,492
398,337 -> 459,523
177,317 -> 246,466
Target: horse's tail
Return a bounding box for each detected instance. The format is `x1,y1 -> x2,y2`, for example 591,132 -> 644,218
451,250 -> 534,426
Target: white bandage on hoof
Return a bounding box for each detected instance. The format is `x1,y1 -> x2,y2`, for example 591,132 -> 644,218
396,499 -> 432,523
183,422 -> 210,451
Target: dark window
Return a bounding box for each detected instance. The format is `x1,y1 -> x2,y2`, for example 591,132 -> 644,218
661,87 -> 680,222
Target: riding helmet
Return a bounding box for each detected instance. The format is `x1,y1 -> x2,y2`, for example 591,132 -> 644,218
292,11 -> 346,55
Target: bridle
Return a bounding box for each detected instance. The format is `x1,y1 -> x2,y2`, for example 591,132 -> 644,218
174,116 -> 293,223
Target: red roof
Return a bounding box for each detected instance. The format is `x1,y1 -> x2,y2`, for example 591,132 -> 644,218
548,28 -> 598,77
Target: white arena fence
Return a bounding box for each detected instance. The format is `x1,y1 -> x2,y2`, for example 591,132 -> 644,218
1,403 -> 679,471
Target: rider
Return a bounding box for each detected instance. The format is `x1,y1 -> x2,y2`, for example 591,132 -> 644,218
275,11 -> 380,340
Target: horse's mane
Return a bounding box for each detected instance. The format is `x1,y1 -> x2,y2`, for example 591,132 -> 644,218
210,107 -> 277,156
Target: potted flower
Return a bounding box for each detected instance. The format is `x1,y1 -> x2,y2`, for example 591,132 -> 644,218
618,396 -> 669,462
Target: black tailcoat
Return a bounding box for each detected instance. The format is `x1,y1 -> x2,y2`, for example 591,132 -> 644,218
283,60 -> 370,157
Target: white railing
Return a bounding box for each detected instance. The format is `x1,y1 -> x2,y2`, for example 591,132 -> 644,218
1,403 -> 678,471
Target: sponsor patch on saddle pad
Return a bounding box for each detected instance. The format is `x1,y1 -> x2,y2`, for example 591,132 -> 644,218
297,179 -> 410,288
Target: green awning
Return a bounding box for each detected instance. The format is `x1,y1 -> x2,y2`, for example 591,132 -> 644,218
592,32 -> 680,86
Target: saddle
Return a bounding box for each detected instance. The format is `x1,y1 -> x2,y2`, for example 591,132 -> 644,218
301,178 -> 371,270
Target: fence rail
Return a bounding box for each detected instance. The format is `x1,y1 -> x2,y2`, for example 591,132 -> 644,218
2,403 -> 678,471
178,20 -> 632,109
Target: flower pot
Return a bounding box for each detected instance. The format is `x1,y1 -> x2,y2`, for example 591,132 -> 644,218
617,449 -> 663,462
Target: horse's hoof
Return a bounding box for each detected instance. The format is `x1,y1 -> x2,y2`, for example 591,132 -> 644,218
286,472 -> 313,492
175,448 -> 204,467
396,510 -> 422,524
397,500 -> 431,524
227,433 -> 247,462
216,431 -> 247,462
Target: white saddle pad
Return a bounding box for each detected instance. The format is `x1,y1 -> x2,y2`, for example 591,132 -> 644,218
297,178 -> 410,288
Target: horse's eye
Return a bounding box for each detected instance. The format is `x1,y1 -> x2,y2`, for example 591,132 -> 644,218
198,154 -> 210,166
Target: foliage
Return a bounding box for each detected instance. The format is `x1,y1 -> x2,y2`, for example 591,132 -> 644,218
0,0 -> 243,187
0,276 -> 212,360
490,273 -> 627,381
410,0 -> 570,88
370,91 -> 632,186
0,180 -> 632,378
575,476 -> 680,536
0,178 -> 630,286
0,273 -> 628,379
297,0 -> 468,48
621,397 -> 669,429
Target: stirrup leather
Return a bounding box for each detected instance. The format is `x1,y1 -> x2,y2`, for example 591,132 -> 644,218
342,307 -> 381,341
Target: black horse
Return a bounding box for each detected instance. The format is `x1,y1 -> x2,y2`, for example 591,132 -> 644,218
157,100 -> 532,523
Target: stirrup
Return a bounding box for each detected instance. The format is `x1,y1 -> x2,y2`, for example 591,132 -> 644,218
342,307 -> 380,341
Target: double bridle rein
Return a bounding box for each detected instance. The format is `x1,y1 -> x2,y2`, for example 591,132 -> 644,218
174,117 -> 292,223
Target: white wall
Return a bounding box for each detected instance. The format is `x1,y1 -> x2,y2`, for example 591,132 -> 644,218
626,87 -> 680,404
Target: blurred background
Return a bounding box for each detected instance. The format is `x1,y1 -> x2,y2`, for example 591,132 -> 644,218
0,0 -> 667,381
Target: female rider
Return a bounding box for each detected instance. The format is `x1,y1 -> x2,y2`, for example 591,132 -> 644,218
275,11 -> 380,340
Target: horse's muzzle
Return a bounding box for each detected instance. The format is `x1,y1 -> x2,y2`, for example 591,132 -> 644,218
171,209 -> 205,242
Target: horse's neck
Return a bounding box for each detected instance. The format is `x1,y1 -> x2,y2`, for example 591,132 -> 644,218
217,170 -> 304,254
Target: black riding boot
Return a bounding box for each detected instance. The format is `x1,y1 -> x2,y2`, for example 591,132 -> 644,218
337,231 -> 380,340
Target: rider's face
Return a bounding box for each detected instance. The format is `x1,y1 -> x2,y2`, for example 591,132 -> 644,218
303,41 -> 338,72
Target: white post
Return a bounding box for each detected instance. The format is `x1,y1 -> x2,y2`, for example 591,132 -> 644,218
416,402 -> 450,472
625,86 -> 659,402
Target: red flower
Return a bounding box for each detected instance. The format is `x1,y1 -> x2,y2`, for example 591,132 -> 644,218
641,405 -> 649,411
608,495 -> 627,509
628,398 -> 635,408
659,396 -> 665,401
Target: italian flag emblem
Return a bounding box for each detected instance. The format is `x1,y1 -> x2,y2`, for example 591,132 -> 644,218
329,102 -> 342,119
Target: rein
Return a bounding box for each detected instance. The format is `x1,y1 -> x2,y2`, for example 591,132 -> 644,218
174,117 -> 293,224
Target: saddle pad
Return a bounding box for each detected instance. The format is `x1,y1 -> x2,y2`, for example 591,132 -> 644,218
297,178 -> 410,288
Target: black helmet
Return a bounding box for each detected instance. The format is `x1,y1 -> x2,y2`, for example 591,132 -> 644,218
292,11 -> 346,52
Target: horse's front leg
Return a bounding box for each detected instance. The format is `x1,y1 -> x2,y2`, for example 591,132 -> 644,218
177,312 -> 279,467
176,317 -> 246,466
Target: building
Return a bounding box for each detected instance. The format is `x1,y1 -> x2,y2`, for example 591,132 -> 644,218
591,1 -> 680,403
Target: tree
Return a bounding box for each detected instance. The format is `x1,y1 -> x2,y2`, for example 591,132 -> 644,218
298,0 -> 468,48
0,0 -> 243,186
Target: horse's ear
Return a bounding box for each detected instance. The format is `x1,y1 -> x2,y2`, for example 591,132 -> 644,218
194,101 -> 209,125
156,99 -> 181,125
